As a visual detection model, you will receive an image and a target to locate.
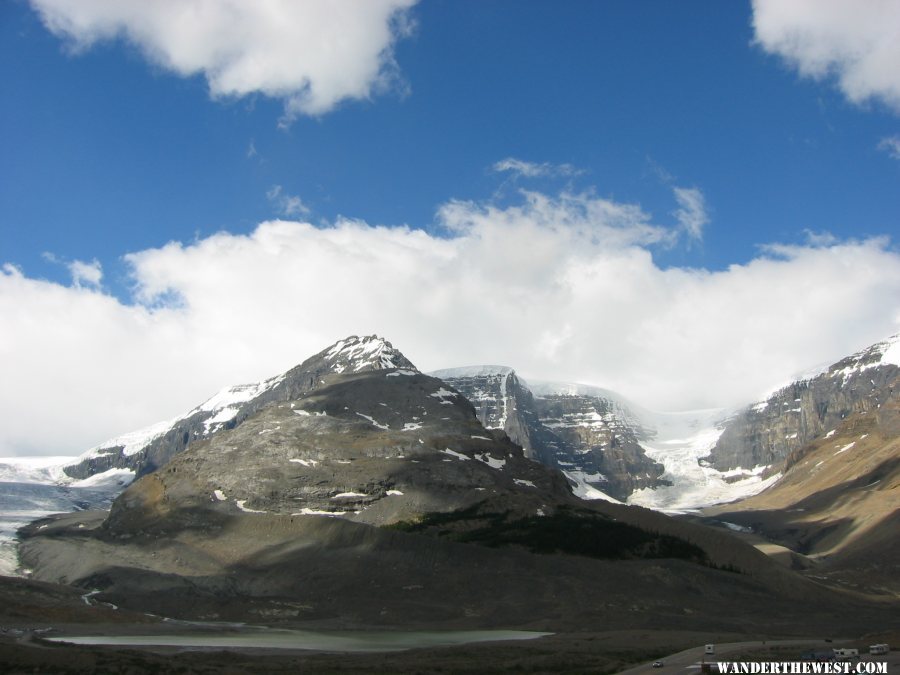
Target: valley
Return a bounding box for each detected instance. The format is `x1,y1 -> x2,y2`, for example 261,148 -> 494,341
1,333 -> 898,672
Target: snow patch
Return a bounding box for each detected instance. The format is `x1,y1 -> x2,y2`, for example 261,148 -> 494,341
430,388 -> 458,401
441,448 -> 470,461
562,470 -> 621,503
290,458 -> 319,467
386,490 -> 404,496
513,479 -> 536,488
834,442 -> 855,455
294,508 -> 357,517
882,334 -> 900,366
213,490 -> 226,501
203,406 -> 239,432
235,500 -> 266,514
475,453 -> 506,469
71,468 -> 135,489
332,492 -> 367,499
355,412 -> 389,431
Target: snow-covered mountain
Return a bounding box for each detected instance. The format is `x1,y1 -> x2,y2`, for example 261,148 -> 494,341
63,335 -> 417,481
703,333 -> 900,475
8,331 -> 900,552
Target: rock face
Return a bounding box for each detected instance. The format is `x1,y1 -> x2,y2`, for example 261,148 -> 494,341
63,336 -> 419,481
705,397 -> 900,596
704,334 -> 900,473
430,368 -> 666,501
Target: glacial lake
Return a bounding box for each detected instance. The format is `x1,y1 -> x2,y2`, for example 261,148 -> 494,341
47,628 -> 552,652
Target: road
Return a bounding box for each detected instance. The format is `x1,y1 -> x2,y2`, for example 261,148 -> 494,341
617,639 -> 870,674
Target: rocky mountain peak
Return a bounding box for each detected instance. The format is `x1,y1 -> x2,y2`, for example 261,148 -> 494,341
320,335 -> 417,374
704,333 -> 900,474
826,332 -> 900,379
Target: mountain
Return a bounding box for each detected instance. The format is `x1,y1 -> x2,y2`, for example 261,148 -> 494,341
705,396 -> 900,596
63,335 -> 419,481
703,334 -> 900,475
18,335 -> 867,635
429,367 -> 667,501
698,336 -> 900,596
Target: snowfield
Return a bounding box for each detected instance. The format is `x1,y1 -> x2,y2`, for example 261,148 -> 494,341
626,410 -> 780,513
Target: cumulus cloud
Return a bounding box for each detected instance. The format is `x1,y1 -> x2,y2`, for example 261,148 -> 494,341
267,185 -> 310,217
878,135 -> 900,160
28,0 -> 418,120
3,190 -> 900,456
671,187 -> 709,242
752,0 -> 900,112
492,158 -> 582,178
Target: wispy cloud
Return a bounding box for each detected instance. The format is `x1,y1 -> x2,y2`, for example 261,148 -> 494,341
492,158 -> 583,178
42,252 -> 103,289
672,187 -> 709,242
752,0 -> 900,113
4,187 -> 899,456
28,0 -> 419,122
267,185 -> 310,218
878,135 -> 900,160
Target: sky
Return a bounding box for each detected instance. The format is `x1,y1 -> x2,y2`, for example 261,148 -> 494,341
1,0 -> 899,456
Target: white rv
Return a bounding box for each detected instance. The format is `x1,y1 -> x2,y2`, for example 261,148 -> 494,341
869,644 -> 889,655
833,648 -> 859,660
705,644 -> 715,656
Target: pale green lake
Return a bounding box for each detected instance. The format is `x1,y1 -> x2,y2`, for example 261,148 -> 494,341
47,628 -> 552,652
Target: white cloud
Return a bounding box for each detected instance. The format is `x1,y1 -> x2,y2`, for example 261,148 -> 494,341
267,185 -> 310,217
878,135 -> 900,160
29,0 -> 418,120
492,158 -> 582,178
672,187 -> 708,241
2,191 -> 900,456
752,0 -> 900,113
68,259 -> 103,288
41,252 -> 103,288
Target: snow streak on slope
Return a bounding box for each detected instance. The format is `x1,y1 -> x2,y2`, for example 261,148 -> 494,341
627,409 -> 781,513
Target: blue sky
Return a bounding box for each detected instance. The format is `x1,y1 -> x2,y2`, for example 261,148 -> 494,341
3,0 -> 898,284
1,0 -> 899,455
